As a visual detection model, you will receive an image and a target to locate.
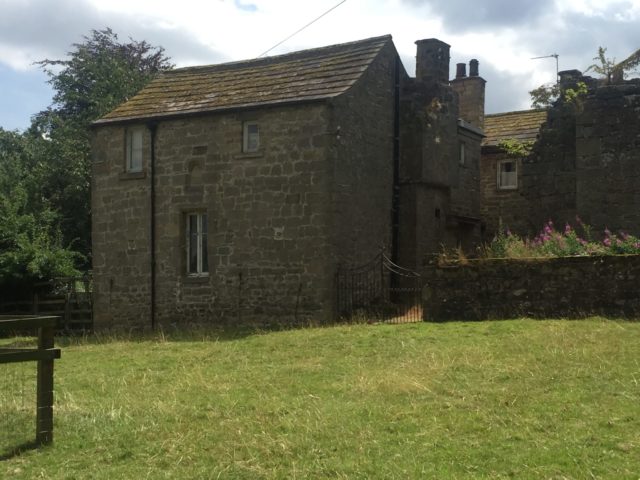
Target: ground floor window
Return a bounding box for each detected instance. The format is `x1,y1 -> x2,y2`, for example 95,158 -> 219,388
497,159 -> 517,190
186,213 -> 208,275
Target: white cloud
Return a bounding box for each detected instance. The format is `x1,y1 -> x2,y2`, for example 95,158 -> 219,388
1,0 -> 639,129
0,45 -> 39,71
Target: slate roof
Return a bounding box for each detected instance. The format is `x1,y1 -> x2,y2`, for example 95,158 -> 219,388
482,109 -> 548,147
94,35 -> 393,125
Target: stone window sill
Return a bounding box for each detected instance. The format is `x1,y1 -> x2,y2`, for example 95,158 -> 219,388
119,171 -> 146,180
233,151 -> 264,160
183,274 -> 210,284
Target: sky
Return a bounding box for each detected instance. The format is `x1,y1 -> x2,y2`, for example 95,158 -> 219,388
1,0 -> 639,131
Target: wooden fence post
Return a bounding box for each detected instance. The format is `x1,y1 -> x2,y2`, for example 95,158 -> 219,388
36,324 -> 55,444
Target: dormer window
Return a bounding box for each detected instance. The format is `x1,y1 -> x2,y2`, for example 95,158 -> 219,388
126,128 -> 143,172
242,122 -> 260,153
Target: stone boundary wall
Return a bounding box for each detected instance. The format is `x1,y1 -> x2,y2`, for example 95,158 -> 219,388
423,255 -> 640,321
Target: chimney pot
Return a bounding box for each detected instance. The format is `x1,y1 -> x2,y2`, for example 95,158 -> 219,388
450,58 -> 486,129
455,63 -> 467,79
469,59 -> 479,77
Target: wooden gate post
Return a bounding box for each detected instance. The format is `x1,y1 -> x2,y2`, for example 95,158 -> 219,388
0,316 -> 60,447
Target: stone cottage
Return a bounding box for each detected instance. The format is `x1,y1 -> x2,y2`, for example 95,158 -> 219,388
480,70 -> 640,239
91,35 -> 484,328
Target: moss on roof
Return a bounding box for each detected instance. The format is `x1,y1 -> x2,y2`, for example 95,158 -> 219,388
482,109 -> 548,147
94,35 -> 393,125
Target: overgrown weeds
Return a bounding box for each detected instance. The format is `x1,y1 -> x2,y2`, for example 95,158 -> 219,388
441,219 -> 640,263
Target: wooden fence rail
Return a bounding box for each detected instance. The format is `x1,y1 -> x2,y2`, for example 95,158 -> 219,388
0,315 -> 61,445
0,275 -> 92,331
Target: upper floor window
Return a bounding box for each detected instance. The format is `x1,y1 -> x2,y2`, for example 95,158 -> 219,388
459,141 -> 466,166
187,213 -> 209,276
243,122 -> 260,153
497,160 -> 517,190
126,128 -> 143,172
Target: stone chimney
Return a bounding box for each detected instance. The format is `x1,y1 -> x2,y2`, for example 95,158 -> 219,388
415,38 -> 451,84
450,58 -> 486,129
558,69 -> 583,92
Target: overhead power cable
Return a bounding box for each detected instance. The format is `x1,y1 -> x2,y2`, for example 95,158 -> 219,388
258,0 -> 348,58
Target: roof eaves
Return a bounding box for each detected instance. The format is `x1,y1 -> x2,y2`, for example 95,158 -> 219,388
91,95 -> 333,127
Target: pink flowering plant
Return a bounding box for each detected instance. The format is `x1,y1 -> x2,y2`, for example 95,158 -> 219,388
484,218 -> 640,259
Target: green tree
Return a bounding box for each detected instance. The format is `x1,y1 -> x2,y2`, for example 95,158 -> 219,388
586,47 -> 617,84
529,82 -> 587,109
529,83 -> 560,109
0,128 -> 79,288
583,46 -> 639,84
36,28 -> 173,126
33,28 -> 173,260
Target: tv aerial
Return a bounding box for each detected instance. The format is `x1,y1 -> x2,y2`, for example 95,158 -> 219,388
531,53 -> 559,84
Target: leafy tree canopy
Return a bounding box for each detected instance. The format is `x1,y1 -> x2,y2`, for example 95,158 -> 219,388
0,28 -> 172,286
36,28 -> 173,128
0,128 -> 80,287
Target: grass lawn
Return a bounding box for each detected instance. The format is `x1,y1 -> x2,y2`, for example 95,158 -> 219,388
1,318 -> 640,479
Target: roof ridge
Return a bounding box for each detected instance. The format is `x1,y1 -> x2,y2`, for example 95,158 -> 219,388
485,108 -> 547,118
169,35 -> 392,75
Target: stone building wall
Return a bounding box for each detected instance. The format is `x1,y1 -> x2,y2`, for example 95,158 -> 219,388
328,41 -> 397,267
155,105 -> 335,327
451,128 -> 481,220
397,40 -> 464,270
91,125 -> 153,327
449,126 -> 482,252
575,83 -> 640,234
423,255 -> 640,321
92,103 -> 335,329
519,104 -> 577,234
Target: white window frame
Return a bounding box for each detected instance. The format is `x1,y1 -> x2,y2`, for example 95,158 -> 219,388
126,128 -> 143,172
242,122 -> 260,153
186,213 -> 209,276
497,159 -> 518,190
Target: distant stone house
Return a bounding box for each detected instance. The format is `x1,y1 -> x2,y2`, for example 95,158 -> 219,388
480,70 -> 640,239
91,35 -> 484,328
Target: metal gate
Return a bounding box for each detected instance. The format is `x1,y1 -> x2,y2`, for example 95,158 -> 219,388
336,253 -> 423,323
